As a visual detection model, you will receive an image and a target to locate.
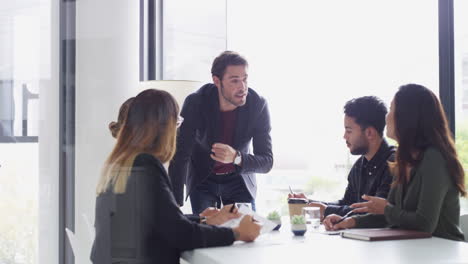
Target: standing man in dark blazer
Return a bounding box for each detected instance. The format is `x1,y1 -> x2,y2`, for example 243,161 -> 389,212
169,51 -> 273,214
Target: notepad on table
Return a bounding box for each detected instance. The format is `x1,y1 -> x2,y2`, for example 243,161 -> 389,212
341,228 -> 432,241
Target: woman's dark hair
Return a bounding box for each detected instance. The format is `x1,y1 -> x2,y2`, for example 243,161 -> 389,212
109,97 -> 134,138
391,83 -> 466,196
343,96 -> 387,136
211,51 -> 248,80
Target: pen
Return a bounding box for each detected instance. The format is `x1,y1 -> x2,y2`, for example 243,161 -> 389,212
335,210 -> 354,224
229,204 -> 236,213
289,185 -> 295,195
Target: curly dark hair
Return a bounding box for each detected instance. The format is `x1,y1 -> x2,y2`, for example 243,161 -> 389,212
343,96 -> 387,137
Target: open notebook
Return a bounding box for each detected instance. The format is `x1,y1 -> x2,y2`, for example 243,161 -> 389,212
341,228 -> 432,241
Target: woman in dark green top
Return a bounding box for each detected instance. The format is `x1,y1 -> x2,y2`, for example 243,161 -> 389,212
324,84 -> 466,241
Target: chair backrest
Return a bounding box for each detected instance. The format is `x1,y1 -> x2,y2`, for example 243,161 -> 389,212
460,214 -> 468,242
82,213 -> 95,244
65,228 -> 79,256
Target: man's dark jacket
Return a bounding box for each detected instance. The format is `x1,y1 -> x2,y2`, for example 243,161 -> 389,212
323,140 -> 396,217
169,83 -> 273,206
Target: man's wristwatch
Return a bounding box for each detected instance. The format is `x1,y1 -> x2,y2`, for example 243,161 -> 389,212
233,151 -> 242,166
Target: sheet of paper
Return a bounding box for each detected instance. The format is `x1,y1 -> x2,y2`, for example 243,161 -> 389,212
220,205 -> 277,234
306,224 -> 342,235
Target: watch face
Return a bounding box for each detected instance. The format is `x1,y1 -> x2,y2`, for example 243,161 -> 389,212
235,153 -> 241,164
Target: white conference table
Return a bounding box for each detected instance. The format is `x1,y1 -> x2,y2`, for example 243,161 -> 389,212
182,225 -> 468,264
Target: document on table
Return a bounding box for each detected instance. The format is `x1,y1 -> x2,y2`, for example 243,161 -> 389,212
220,205 -> 277,234
307,225 -> 341,235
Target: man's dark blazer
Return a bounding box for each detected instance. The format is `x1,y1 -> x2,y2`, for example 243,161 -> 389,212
169,83 -> 273,206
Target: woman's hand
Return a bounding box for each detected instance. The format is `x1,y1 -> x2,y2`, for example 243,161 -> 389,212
199,207 -> 220,217
205,204 -> 240,225
233,215 -> 261,242
350,195 -> 388,215
323,214 -> 356,231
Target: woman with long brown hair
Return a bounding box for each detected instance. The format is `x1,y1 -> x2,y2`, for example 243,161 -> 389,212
91,89 -> 260,264
324,84 -> 466,241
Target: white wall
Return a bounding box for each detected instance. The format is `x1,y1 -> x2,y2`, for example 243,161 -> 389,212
75,0 -> 139,263
38,0 -> 58,263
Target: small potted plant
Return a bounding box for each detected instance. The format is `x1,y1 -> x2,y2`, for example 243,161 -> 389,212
290,215 -> 307,236
267,210 -> 282,231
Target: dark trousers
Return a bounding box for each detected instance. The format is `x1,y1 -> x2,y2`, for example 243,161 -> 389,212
190,172 -> 255,215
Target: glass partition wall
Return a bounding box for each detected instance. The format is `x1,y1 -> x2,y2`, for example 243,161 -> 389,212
0,0 -> 59,263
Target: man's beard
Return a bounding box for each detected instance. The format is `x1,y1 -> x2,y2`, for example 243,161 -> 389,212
220,82 -> 245,107
350,145 -> 368,155
349,136 -> 369,155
